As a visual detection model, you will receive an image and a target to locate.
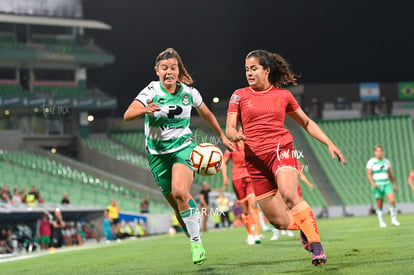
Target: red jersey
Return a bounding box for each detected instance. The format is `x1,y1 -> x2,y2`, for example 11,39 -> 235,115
39,219 -> 51,236
224,142 -> 250,179
227,86 -> 300,155
409,170 -> 414,180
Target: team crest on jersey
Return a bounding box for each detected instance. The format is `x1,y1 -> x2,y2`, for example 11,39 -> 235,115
230,94 -> 240,104
182,95 -> 190,105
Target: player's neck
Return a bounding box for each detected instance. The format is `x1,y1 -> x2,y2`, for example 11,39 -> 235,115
161,82 -> 178,94
250,83 -> 272,92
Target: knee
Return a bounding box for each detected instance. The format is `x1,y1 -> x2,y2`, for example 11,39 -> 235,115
172,189 -> 188,202
268,217 -> 288,230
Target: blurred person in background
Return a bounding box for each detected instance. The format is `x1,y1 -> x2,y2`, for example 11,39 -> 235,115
20,187 -> 27,202
1,186 -> 11,203
140,197 -> 149,213
215,193 -> 231,228
408,169 -> 414,191
222,128 -> 261,244
11,188 -> 22,204
199,182 -> 226,232
61,194 -> 70,205
51,208 -> 66,248
107,199 -> 120,236
366,145 -> 400,228
25,186 -> 40,206
102,210 -> 113,242
37,212 -> 52,250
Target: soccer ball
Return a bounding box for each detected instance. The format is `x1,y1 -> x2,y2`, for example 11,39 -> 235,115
190,143 -> 223,176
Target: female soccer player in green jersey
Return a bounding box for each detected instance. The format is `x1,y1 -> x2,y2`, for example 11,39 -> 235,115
124,48 -> 233,264
366,145 -> 400,228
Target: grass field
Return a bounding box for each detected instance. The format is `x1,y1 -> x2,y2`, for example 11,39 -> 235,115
1,214 -> 413,274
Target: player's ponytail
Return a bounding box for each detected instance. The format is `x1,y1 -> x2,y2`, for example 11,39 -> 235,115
246,50 -> 298,87
155,48 -> 193,85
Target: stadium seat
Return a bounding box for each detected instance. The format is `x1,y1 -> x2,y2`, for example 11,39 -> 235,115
0,151 -> 170,213
303,115 -> 414,205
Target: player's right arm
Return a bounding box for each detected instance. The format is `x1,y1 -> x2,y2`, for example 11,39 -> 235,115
124,83 -> 160,121
366,169 -> 377,189
226,92 -> 246,142
124,101 -> 160,121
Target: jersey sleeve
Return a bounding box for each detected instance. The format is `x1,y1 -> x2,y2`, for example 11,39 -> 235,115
366,158 -> 374,169
191,87 -> 203,108
385,159 -> 391,168
135,82 -> 156,107
285,90 -> 300,113
227,90 -> 241,114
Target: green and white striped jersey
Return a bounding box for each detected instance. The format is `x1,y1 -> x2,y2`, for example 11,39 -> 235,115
366,157 -> 391,186
135,81 -> 203,155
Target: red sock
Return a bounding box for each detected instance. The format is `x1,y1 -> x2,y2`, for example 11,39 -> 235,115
287,212 -> 300,230
291,200 -> 320,243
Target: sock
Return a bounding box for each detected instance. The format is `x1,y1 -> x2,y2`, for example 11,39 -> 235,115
242,213 -> 252,235
180,207 -> 201,244
287,212 -> 300,230
272,228 -> 279,237
291,200 -> 320,243
376,209 -> 384,223
390,206 -> 397,220
252,209 -> 261,236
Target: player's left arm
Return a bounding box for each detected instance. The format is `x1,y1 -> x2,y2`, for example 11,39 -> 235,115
408,176 -> 414,191
196,103 -> 234,151
289,107 -> 345,164
388,168 -> 397,192
299,171 -> 314,190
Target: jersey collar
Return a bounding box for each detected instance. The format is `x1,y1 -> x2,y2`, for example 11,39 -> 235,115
159,81 -> 184,96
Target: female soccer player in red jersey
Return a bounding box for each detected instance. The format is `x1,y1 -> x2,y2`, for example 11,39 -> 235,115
222,127 -> 261,245
226,49 -> 345,266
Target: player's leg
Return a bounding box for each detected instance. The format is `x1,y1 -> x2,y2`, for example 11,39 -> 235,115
372,185 -> 386,227
276,168 -> 326,266
240,200 -> 255,244
247,195 -> 261,243
234,177 -> 256,244
246,179 -> 261,243
385,187 -> 400,226
376,198 -> 386,227
164,193 -> 189,237
171,162 -> 205,264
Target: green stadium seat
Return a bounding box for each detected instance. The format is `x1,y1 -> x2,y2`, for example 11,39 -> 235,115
303,116 -> 414,205
0,151 -> 169,213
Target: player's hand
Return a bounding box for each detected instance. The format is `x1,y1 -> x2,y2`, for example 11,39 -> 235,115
372,183 -> 378,189
145,103 -> 161,114
223,177 -> 230,186
309,184 -> 314,191
328,144 -> 345,164
393,184 -> 397,193
231,133 -> 247,142
222,136 -> 235,152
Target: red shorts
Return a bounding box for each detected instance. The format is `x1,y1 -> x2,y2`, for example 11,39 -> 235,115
232,177 -> 254,203
245,143 -> 299,201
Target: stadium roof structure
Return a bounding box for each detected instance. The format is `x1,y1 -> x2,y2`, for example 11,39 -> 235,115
0,13 -> 111,30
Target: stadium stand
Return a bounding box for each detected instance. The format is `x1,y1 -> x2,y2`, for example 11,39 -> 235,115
83,137 -> 149,169
32,81 -> 88,97
0,80 -> 28,96
303,115 -> 414,205
0,151 -> 169,213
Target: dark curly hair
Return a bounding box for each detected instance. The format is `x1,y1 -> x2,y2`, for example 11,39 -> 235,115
246,50 -> 298,87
